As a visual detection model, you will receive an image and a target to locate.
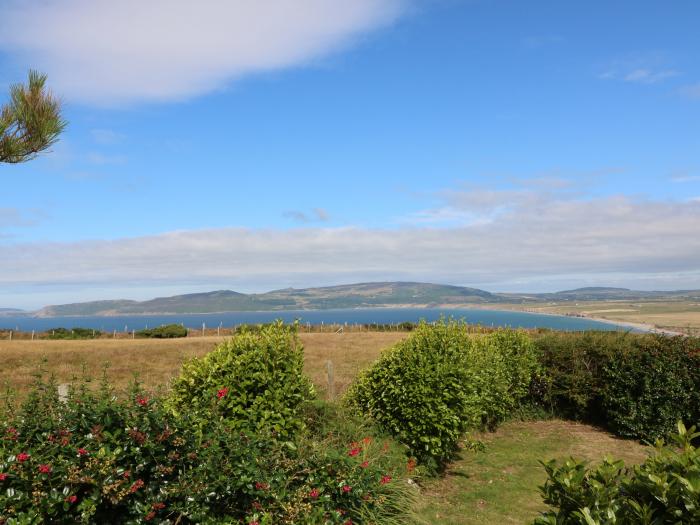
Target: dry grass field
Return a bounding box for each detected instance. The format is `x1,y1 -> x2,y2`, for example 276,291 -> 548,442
503,300 -> 700,335
0,332 -> 407,397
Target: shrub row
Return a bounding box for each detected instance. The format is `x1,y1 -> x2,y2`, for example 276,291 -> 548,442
533,331 -> 700,441
345,319 -> 540,470
135,324 -> 188,339
534,422 -> 700,524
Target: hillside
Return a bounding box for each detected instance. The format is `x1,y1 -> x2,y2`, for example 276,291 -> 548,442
37,282 -> 505,316
0,308 -> 27,317
32,282 -> 700,317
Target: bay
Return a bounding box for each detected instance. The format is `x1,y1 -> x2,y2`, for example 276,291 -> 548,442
0,307 -> 635,333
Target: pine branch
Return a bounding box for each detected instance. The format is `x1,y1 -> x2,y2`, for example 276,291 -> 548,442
0,70 -> 67,164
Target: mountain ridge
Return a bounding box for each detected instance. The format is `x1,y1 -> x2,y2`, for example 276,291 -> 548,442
22,282 -> 700,317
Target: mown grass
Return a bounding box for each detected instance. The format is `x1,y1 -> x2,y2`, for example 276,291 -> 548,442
415,419 -> 649,524
0,332 -> 651,523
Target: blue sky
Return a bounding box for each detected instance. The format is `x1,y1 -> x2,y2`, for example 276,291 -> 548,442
1,0 -> 700,309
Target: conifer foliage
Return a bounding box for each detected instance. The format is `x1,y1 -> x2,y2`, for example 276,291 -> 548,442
0,71 -> 66,164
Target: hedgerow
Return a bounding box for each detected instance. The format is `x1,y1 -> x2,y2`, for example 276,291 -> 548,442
533,332 -> 700,441
135,324 -> 187,338
344,319 -> 540,470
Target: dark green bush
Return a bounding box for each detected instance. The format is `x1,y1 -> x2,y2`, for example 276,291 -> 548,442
533,422 -> 700,524
345,320 -> 539,470
44,327 -> 102,340
167,321 -> 315,440
601,335 -> 700,441
533,332 -> 700,442
135,324 -> 187,338
533,331 -> 634,420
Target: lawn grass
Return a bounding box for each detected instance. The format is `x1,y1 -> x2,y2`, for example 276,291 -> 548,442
414,419 -> 649,524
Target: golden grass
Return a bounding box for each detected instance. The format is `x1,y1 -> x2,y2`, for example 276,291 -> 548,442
0,332 -> 406,397
499,300 -> 700,335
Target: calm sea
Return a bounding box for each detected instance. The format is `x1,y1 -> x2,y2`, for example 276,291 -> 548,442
0,307 -> 635,333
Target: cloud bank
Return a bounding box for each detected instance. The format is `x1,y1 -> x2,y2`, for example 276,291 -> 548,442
3,195 -> 700,304
0,0 -> 405,105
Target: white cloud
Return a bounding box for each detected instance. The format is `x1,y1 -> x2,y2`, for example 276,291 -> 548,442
0,0 -> 405,105
3,195 -> 700,301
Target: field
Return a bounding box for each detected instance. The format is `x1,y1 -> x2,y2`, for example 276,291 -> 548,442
505,299 -> 700,335
0,332 -> 650,524
0,332 -> 406,397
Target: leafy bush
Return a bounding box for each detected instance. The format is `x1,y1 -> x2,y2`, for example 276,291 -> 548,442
533,422 -> 700,524
135,324 -> 187,338
533,332 -> 700,441
0,373 -> 416,524
168,321 -> 315,440
44,327 -> 102,340
345,320 -> 540,470
532,331 -> 634,420
601,335 -> 700,441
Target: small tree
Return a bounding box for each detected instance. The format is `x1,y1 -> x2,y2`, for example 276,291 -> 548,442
0,70 -> 66,163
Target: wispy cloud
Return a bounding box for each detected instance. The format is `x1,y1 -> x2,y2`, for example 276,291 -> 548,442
0,0 -> 406,105
599,55 -> 680,85
283,208 -> 330,223
0,208 -> 44,228
622,68 -> 679,84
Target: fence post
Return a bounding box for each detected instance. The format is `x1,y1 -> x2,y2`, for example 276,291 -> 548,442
9,330 -> 12,341
31,330 -> 35,341
57,384 -> 69,403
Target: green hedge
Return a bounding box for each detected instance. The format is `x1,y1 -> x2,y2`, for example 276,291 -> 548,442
135,324 -> 188,338
534,422 -> 700,524
533,332 -> 700,441
345,320 -> 540,470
